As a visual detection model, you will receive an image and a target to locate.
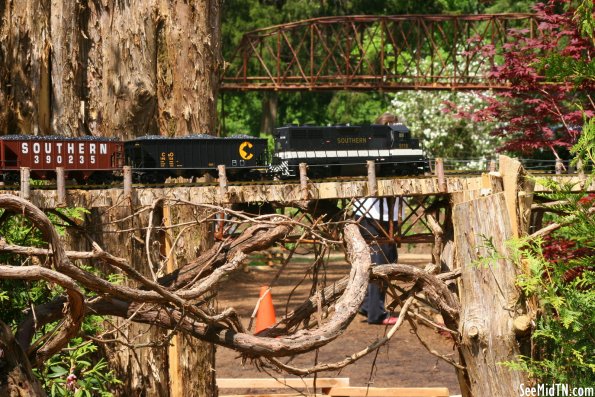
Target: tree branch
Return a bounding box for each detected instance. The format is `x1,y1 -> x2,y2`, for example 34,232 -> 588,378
0,195 -> 85,366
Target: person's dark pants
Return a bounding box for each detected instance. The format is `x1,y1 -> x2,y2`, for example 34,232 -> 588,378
359,217 -> 398,324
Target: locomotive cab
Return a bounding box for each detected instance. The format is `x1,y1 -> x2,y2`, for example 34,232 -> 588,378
387,124 -> 412,148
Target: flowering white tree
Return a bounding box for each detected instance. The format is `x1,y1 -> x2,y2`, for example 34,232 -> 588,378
386,48 -> 501,169
389,90 -> 500,168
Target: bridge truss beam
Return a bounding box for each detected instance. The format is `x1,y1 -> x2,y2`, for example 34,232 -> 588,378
222,14 -> 537,92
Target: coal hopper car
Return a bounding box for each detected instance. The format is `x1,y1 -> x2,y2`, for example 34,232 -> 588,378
125,134 -> 268,182
0,135 -> 123,184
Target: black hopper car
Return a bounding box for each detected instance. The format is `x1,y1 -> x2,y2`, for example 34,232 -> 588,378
125,134 -> 268,182
271,123 -> 428,178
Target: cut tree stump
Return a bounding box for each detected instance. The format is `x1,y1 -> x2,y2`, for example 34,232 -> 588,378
453,192 -> 528,396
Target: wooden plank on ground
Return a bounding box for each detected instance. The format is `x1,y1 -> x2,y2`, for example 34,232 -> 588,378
220,394 -> 328,397
326,386 -> 450,397
217,378 -> 350,389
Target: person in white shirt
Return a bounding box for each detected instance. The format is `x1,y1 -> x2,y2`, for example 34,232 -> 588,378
354,197 -> 400,325
354,112 -> 401,325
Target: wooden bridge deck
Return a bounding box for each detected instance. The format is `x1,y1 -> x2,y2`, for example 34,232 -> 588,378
0,174 -> 591,209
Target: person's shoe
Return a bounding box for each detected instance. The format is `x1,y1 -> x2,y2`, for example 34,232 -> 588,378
380,316 -> 398,325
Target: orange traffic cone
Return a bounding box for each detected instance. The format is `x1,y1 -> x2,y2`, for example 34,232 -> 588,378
254,286 -> 276,334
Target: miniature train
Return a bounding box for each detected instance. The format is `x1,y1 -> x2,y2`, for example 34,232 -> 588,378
273,123 -> 427,177
0,123 -> 428,184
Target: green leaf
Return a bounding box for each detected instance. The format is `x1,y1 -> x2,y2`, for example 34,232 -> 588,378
48,366 -> 68,378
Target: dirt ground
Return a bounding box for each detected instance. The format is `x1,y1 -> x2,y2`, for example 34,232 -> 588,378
214,250 -> 462,396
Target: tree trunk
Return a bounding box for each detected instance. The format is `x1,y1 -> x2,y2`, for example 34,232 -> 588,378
90,206 -> 170,397
260,92 -> 278,134
1,0 -> 222,138
85,0 -> 160,138
0,0 -> 51,135
50,0 -> 84,135
162,204 -> 217,397
0,321 -> 46,396
0,0 -> 222,394
156,0 -> 222,136
83,2 -> 221,393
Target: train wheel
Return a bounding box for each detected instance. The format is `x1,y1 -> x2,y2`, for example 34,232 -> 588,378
3,172 -> 19,185
88,172 -> 115,185
140,172 -> 165,184
248,169 -> 264,181
139,173 -> 152,184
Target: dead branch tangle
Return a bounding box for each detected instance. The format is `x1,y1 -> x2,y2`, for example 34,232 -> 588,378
0,194 -> 460,374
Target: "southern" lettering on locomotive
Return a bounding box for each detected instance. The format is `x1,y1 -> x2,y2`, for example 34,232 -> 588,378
337,137 -> 367,144
21,142 -> 108,165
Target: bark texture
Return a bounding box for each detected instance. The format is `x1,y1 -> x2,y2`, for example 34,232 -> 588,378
156,0 -> 222,136
0,0 -> 51,134
50,0 -> 83,134
0,321 -> 46,397
0,0 -> 222,137
453,192 -> 528,396
85,1 -> 161,138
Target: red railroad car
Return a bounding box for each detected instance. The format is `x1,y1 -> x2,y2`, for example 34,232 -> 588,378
0,135 -> 124,183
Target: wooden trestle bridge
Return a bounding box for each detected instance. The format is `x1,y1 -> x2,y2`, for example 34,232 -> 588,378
222,14 -> 537,91
2,156 -> 591,248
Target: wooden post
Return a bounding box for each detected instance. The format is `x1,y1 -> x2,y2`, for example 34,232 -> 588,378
577,159 -> 585,179
162,205 -> 183,396
499,155 -> 521,238
434,158 -> 446,193
555,158 -> 563,174
366,160 -> 377,196
123,166 -> 133,198
499,155 -> 535,238
218,165 -> 227,203
56,167 -> 66,206
20,167 -> 30,200
299,163 -> 308,200
489,159 -> 496,173
427,213 -> 443,267
395,196 -> 402,248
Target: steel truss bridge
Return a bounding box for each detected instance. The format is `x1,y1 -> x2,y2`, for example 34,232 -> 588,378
221,14 -> 537,91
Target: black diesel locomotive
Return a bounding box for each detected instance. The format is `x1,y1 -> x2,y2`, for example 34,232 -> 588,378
0,123 -> 427,183
272,123 -> 427,178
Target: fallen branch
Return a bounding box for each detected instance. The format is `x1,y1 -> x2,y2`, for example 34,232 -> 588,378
0,195 -> 85,366
266,296 -> 416,376
529,206 -> 595,239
